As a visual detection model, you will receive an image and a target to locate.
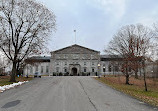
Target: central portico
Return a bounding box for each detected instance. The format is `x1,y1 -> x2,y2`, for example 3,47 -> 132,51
69,64 -> 81,76
50,44 -> 100,76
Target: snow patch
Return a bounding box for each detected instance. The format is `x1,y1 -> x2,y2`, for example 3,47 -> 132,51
0,81 -> 28,93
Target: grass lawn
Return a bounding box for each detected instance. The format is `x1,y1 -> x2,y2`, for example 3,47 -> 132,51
94,76 -> 158,107
0,76 -> 33,86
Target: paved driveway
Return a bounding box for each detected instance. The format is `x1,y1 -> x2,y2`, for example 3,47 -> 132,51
0,77 -> 157,111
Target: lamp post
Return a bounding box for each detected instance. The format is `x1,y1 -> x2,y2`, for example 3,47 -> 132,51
103,67 -> 105,77
98,63 -> 101,78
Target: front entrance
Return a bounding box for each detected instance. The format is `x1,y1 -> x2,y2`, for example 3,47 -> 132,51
72,67 -> 77,76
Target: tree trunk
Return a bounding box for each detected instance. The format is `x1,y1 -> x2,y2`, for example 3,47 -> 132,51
126,74 -> 129,85
142,60 -> 148,91
135,69 -> 138,79
10,62 -> 17,82
125,67 -> 130,85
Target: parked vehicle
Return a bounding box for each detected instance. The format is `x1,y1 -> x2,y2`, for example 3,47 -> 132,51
34,72 -> 41,78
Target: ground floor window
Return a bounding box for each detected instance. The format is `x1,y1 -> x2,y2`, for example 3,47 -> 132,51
46,66 -> 49,73
103,67 -> 106,72
35,66 -> 38,72
30,67 -> 33,73
115,66 -> 119,72
84,68 -> 87,72
108,65 -> 111,72
41,66 -> 44,73
56,67 -> 59,72
92,68 -> 95,72
64,68 -> 67,73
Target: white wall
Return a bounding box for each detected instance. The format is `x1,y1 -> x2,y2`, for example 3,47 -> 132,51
24,62 -> 50,76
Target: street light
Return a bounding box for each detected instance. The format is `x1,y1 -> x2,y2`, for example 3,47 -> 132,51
98,63 -> 101,78
103,67 -> 105,77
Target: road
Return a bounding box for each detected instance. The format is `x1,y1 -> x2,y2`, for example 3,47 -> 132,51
0,77 -> 157,111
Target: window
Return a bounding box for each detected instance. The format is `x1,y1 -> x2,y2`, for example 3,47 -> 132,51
84,62 -> 86,65
103,67 -> 106,72
115,66 -> 119,72
46,66 -> 49,73
35,66 -> 38,72
92,68 -> 94,72
56,62 -> 59,65
92,62 -> 94,65
64,55 -> 67,59
108,65 -> 111,72
64,68 -> 67,73
56,67 -> 59,72
30,67 -> 33,73
65,62 -> 67,65
129,67 -> 131,72
84,68 -> 86,72
41,66 -> 44,73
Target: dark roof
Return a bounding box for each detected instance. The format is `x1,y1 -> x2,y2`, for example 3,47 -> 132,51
51,44 -> 100,53
100,55 -> 123,61
25,56 -> 51,62
25,54 -> 124,63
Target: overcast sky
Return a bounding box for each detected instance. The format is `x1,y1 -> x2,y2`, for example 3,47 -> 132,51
37,0 -> 158,54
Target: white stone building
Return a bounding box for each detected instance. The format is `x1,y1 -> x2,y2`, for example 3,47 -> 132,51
23,44 -> 124,76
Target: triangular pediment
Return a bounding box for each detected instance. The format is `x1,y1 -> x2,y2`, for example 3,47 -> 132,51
51,44 -> 99,54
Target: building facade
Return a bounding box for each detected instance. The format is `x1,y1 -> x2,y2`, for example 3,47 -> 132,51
50,44 -> 100,76
23,44 -> 126,76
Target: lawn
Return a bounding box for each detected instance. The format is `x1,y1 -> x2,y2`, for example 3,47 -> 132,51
94,76 -> 158,107
0,76 -> 33,86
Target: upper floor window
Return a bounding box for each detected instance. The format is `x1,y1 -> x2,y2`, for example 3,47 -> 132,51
65,62 -> 67,65
56,62 -> 59,65
84,62 -> 86,65
92,62 -> 94,65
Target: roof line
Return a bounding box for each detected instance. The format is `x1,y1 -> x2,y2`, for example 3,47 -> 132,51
50,44 -> 100,53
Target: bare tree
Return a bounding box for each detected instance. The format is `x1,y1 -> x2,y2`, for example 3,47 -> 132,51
0,0 -> 56,82
105,24 -> 153,87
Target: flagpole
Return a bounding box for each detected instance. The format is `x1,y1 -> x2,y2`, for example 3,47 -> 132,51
74,30 -> 76,44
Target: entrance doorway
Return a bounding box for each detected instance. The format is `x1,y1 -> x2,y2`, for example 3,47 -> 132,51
72,67 -> 77,76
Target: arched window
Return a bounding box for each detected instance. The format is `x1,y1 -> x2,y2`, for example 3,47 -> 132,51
64,67 -> 67,73
56,67 -> 59,72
